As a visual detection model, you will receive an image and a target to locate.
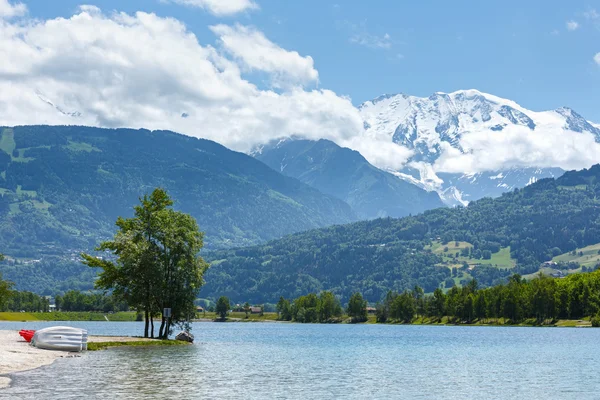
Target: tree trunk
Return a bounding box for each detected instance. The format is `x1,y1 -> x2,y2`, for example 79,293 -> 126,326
158,316 -> 165,339
150,315 -> 155,338
144,309 -> 149,338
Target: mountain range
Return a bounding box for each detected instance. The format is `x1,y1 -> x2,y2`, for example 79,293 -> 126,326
359,89 -> 599,205
253,138 -> 444,219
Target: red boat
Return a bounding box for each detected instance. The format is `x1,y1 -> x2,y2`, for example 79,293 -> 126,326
19,329 -> 35,343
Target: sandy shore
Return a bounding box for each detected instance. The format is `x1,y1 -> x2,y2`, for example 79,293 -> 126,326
0,330 -> 73,389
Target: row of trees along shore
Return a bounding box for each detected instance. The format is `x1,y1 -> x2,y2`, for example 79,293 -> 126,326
270,270 -> 600,325
3,270 -> 600,326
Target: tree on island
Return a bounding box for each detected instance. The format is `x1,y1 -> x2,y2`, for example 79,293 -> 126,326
346,292 -> 368,323
215,296 -> 230,320
82,188 -> 209,339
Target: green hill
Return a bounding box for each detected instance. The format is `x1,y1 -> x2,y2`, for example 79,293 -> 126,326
0,125 -> 356,256
200,165 -> 600,303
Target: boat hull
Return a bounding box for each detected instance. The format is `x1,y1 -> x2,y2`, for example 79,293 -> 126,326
31,326 -> 88,352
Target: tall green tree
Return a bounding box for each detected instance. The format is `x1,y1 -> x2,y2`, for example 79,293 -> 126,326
82,188 -> 209,338
317,291 -> 342,322
0,273 -> 14,310
215,296 -> 230,320
347,292 -> 368,323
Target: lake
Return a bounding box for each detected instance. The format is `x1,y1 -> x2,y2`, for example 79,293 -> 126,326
1,322 -> 599,399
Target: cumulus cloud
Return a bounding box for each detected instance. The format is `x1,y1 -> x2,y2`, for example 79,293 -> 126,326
0,0 -> 26,18
595,52 -> 600,66
210,24 -> 318,87
0,6 -> 598,177
0,6 -> 411,171
165,0 -> 258,16
566,20 -> 579,31
433,125 -> 600,173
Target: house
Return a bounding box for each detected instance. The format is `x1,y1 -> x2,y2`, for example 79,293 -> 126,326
196,306 -> 204,313
250,306 -> 262,314
366,307 -> 377,314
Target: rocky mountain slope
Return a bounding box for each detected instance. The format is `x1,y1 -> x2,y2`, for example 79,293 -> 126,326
359,89 -> 598,204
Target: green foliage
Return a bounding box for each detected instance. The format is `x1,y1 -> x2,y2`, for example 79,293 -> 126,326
0,273 -> 14,310
0,125 -> 355,259
54,290 -> 127,313
276,296 -> 292,321
390,291 -> 416,323
82,188 -> 208,338
4,290 -> 49,312
203,164 -> 600,303
347,292 -> 367,323
215,296 -> 230,320
402,270 -> 600,324
87,340 -> 189,351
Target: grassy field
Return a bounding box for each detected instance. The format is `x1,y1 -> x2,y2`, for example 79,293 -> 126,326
0,311 -> 139,322
428,241 -> 516,270
553,243 -> 600,267
87,340 -> 189,351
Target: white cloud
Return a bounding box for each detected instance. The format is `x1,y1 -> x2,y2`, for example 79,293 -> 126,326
0,6 -> 597,177
209,24 -> 318,87
433,124 -> 600,173
584,9 -> 599,20
350,31 -> 392,49
566,20 -> 579,31
0,0 -> 26,18
595,53 -> 600,65
166,0 -> 258,16
0,6 -> 411,171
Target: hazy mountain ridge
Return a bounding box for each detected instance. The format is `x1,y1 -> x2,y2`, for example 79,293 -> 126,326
254,138 -> 444,219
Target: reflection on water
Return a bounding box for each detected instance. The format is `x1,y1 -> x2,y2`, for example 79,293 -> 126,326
1,322 -> 600,399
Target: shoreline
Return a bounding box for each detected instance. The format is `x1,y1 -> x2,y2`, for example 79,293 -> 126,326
0,331 -> 165,390
0,330 -> 73,389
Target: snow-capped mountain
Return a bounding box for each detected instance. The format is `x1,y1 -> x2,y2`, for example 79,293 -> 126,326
359,89 -> 599,205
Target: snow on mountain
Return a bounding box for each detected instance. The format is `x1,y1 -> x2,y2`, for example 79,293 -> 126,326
359,89 -> 598,205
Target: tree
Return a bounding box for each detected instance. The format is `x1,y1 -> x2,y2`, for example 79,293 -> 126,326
347,292 -> 367,323
215,296 -> 230,320
317,291 -> 342,322
243,302 -> 250,318
82,188 -> 209,338
390,291 -> 416,323
276,296 -> 292,321
0,273 -> 14,310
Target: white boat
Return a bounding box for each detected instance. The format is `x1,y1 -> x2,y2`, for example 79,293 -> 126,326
31,326 -> 88,352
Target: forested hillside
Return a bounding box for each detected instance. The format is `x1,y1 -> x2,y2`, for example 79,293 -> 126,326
255,139 -> 444,219
0,125 -> 355,257
201,165 -> 600,303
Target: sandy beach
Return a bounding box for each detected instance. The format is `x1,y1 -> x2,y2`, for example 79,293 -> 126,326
0,330 -> 153,389
0,330 -> 73,389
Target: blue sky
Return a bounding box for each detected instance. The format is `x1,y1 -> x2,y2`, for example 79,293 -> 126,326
23,0 -> 600,121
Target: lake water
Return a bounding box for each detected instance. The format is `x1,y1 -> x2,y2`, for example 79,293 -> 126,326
1,321 -> 599,399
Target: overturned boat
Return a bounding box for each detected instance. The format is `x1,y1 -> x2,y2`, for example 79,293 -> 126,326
31,326 -> 88,352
